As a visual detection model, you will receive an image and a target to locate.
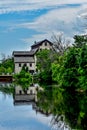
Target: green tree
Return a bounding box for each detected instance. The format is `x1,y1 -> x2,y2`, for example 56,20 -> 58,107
74,35 -> 87,48
60,38 -> 87,129
14,65 -> 32,90
0,57 -> 14,74
36,49 -> 55,85
52,55 -> 64,84
62,47 -> 79,90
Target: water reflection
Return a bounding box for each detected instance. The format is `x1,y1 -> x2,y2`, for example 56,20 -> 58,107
0,85 -> 53,130
14,85 -> 37,105
0,95 -> 52,130
37,85 -> 87,130
0,82 -> 86,130
0,83 -> 59,130
13,85 -> 52,117
36,86 -> 71,130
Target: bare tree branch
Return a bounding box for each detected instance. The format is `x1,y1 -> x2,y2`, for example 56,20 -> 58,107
51,33 -> 71,54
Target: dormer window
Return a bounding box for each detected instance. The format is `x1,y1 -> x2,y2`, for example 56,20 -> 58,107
45,42 -> 47,46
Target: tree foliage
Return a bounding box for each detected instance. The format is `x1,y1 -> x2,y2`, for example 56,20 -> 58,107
51,35 -> 87,129
74,35 -> 87,48
0,57 -> 14,74
14,65 -> 32,90
36,49 -> 56,85
37,35 -> 87,129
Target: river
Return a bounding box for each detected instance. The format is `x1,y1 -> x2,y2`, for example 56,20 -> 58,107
0,91 -> 55,130
0,83 -> 66,130
0,81 -> 86,130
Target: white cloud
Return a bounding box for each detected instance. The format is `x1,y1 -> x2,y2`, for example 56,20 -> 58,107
22,33 -> 52,47
0,0 -> 87,50
17,3 -> 87,44
0,0 -> 87,35
15,7 -> 81,36
0,0 -> 87,14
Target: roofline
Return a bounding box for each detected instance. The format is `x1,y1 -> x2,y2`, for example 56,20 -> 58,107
31,39 -> 53,48
12,51 -> 34,56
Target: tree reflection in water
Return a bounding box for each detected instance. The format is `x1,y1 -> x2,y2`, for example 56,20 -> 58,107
36,85 -> 70,130
37,85 -> 87,130
51,115 -> 70,130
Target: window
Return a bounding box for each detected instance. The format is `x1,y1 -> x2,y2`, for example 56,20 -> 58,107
30,63 -> 32,67
19,90 -> 22,95
19,63 -> 21,67
45,42 -> 47,46
39,48 -> 42,51
24,63 -> 27,67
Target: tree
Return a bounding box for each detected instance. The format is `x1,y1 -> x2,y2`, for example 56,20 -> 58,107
0,57 -> 14,74
74,35 -> 87,48
55,37 -> 87,129
36,49 -> 53,84
52,55 -> 64,84
14,65 -> 32,90
51,33 -> 71,54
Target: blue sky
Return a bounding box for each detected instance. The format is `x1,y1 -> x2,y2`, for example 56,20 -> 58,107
0,0 -> 87,59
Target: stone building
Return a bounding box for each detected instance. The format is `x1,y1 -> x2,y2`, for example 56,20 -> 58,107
13,39 -> 53,74
13,50 -> 37,74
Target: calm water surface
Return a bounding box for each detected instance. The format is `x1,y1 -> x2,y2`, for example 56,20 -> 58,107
0,91 -> 59,130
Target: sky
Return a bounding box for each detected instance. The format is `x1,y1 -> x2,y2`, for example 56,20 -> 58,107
0,0 -> 87,59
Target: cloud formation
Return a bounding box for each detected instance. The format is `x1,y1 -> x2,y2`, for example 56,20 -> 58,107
18,5 -> 85,43
0,0 -> 87,56
0,0 -> 87,14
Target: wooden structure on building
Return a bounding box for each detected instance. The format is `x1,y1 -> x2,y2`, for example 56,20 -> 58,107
0,75 -> 12,82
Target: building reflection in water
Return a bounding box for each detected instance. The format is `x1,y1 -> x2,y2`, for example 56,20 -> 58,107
13,85 -> 50,116
0,83 -> 70,130
13,85 -> 37,104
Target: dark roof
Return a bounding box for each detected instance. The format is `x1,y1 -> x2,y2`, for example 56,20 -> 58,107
13,49 -> 38,56
31,39 -> 53,48
29,48 -> 38,55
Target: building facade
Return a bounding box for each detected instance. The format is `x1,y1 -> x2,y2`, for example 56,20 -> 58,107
13,39 -> 53,74
13,51 -> 36,73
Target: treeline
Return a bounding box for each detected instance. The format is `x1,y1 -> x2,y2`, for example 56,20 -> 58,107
0,57 -> 14,74
36,35 -> 87,90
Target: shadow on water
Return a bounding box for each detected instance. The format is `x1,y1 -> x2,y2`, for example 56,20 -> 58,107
0,82 -> 87,130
